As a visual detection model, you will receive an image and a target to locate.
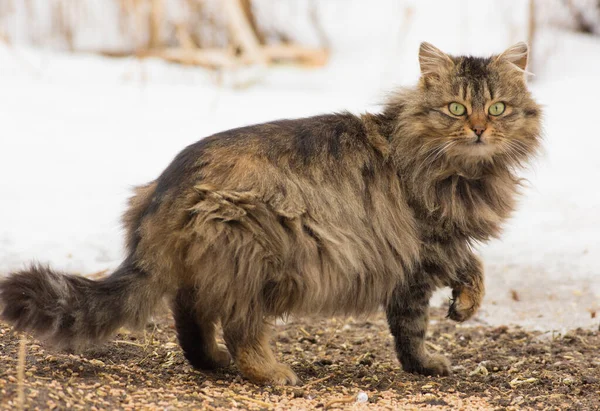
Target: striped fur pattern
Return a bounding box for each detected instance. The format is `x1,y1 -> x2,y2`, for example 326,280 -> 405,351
0,42 -> 541,385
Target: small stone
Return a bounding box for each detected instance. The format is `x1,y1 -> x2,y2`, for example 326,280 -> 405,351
356,392 -> 369,403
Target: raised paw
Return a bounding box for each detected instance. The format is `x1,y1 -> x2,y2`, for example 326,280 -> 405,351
447,287 -> 482,322
402,353 -> 451,377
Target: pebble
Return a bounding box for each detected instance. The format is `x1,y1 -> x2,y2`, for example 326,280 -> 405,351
356,391 -> 368,403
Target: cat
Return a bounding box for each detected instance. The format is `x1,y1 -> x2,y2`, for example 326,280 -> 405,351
0,42 -> 541,385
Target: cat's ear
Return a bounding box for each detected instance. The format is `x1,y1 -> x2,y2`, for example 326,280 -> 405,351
418,42 -> 454,77
496,42 -> 529,72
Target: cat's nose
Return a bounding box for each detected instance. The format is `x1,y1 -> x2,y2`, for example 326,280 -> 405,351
471,125 -> 486,136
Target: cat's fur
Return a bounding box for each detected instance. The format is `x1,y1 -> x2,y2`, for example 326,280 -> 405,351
0,42 -> 541,385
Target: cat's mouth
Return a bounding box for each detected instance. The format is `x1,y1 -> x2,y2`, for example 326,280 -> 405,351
459,137 -> 496,157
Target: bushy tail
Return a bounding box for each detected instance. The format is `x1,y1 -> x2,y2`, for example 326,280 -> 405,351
0,259 -> 165,349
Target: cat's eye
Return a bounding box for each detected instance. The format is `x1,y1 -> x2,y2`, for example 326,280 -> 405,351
448,102 -> 466,116
489,102 -> 506,116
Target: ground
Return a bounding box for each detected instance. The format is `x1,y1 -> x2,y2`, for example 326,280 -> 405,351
1,308 -> 598,410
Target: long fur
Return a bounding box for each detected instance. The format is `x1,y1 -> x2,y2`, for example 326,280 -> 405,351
0,43 -> 541,384
0,260 -> 164,350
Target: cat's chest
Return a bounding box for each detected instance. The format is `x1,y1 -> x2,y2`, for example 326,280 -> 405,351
418,176 -> 515,242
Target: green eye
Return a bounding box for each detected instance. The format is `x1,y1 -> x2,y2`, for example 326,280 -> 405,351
489,102 -> 506,116
448,102 -> 466,116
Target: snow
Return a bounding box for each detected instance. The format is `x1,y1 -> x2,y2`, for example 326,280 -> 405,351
0,25 -> 599,332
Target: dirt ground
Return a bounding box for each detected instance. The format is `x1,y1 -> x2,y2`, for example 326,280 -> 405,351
1,307 -> 599,411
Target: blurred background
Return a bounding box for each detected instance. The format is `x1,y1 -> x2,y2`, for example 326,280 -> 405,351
0,0 -> 598,331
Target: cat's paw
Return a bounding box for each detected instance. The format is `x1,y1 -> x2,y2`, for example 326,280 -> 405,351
240,361 -> 300,386
269,363 -> 300,386
447,287 -> 481,322
210,344 -> 232,368
403,353 -> 451,376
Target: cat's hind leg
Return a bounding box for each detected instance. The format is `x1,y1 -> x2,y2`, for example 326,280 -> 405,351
223,317 -> 299,386
386,281 -> 451,376
172,287 -> 231,370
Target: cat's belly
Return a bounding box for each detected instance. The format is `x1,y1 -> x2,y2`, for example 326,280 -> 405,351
260,225 -> 416,317
265,268 -> 403,318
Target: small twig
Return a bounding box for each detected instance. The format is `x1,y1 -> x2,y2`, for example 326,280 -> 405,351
17,336 -> 26,411
301,374 -> 333,388
146,322 -> 158,347
509,377 -> 538,388
324,395 -> 356,409
114,340 -> 146,348
230,394 -> 272,408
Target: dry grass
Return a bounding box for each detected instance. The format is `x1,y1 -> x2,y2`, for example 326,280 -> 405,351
0,0 -> 329,70
1,308 -> 599,410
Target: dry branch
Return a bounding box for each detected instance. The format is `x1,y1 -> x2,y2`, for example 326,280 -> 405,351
4,0 -> 329,71
239,0 -> 265,44
262,44 -> 328,66
175,23 -> 197,50
135,44 -> 328,69
139,47 -> 238,69
148,0 -> 164,49
221,0 -> 266,65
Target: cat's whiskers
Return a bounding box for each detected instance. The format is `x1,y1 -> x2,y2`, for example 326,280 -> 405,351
510,140 -> 530,156
416,141 -> 451,175
423,141 -> 457,176
504,139 -> 529,159
501,140 -> 528,166
503,148 -> 520,167
433,141 -> 457,162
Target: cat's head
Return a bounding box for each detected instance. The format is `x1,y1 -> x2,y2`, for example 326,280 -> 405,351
405,42 -> 541,170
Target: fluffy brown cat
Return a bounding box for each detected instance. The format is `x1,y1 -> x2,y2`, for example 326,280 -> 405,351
0,42 -> 541,385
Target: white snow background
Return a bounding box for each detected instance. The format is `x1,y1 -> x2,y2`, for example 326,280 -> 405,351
0,1 -> 599,331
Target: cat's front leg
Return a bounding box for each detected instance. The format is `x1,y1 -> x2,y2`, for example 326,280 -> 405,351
447,253 -> 485,322
386,281 -> 451,376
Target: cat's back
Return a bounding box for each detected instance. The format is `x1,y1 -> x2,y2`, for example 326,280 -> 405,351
204,111 -> 376,172
146,111 -> 390,217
